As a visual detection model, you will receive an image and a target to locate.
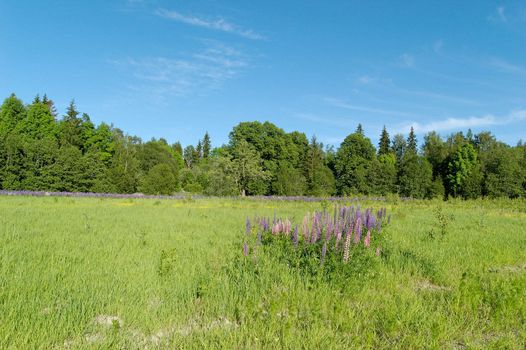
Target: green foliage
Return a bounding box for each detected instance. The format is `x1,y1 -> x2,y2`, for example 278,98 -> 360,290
428,205 -> 454,240
406,126 -> 417,154
335,130 -> 376,195
139,163 -> 179,195
423,131 -> 448,178
271,161 -> 307,196
446,143 -> 479,198
202,132 -> 211,159
392,133 -> 407,163
378,126 -> 391,156
0,93 -> 525,200
483,145 -> 524,198
157,248 -> 177,277
251,233 -> 381,290
0,94 -> 26,137
397,153 -> 433,198
368,154 -> 397,195
229,139 -> 270,196
18,100 -> 57,140
304,136 -> 335,196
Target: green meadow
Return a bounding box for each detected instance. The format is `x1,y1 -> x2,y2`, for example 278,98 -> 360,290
1,195 -> 525,349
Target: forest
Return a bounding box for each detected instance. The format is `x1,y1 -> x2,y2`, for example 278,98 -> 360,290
0,93 -> 525,199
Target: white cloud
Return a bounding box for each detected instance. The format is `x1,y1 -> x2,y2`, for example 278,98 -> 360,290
432,40 -> 444,54
324,97 -> 423,118
399,53 -> 415,68
357,75 -> 374,84
155,9 -> 265,40
489,57 -> 526,76
295,113 -> 356,128
497,6 -> 507,22
111,42 -> 249,100
396,109 -> 526,134
489,6 -> 508,23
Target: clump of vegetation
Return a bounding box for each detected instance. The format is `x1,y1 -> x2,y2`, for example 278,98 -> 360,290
241,205 -> 390,288
157,248 -> 177,277
428,205 -> 454,240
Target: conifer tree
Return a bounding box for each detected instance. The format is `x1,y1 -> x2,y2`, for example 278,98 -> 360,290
378,126 -> 391,156
356,124 -> 364,135
407,126 -> 417,154
202,132 -> 211,159
196,140 -> 203,159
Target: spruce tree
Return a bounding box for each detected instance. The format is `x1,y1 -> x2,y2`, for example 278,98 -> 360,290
407,126 -> 417,154
378,126 -> 390,156
202,132 -> 211,158
196,140 -> 203,159
356,124 -> 364,135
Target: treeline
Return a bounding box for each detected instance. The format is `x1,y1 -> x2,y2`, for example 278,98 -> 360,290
0,94 -> 525,198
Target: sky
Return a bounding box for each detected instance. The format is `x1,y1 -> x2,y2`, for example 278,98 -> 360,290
1,0 -> 525,148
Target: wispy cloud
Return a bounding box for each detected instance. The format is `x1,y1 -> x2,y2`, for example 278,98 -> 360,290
111,42 -> 249,100
497,6 -> 507,21
396,109 -> 526,134
155,8 -> 265,40
395,86 -> 481,106
489,6 -> 508,22
489,57 -> 526,76
324,97 -> 425,118
399,53 -> 415,68
432,39 -> 444,54
294,113 -> 356,128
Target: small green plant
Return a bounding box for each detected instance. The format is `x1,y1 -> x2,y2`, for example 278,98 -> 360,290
183,194 -> 195,203
428,205 -> 454,240
157,248 -> 177,277
320,199 -> 330,212
82,213 -> 91,232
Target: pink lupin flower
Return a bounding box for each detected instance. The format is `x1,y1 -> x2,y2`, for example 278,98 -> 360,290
364,229 -> 371,248
284,219 -> 291,234
335,222 -> 343,250
376,246 -> 381,256
343,225 -> 353,263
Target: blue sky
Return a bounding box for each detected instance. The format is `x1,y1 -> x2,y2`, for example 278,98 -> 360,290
1,0 -> 525,148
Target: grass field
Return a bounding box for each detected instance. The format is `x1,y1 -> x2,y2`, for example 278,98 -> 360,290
1,195 -> 525,349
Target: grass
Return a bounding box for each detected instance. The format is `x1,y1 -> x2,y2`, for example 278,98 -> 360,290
0,196 -> 525,349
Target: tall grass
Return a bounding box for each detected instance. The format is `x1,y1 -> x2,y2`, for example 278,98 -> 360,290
0,196 -> 525,348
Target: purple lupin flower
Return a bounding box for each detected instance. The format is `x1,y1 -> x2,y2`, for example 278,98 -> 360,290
257,229 -> 262,245
246,217 -> 251,235
243,242 -> 249,256
321,241 -> 327,265
368,215 -> 376,231
292,225 -> 299,249
326,221 -> 333,241
353,217 -> 362,244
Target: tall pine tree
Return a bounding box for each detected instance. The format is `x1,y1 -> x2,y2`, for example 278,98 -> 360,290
202,132 -> 211,159
378,126 -> 391,156
407,126 -> 417,154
